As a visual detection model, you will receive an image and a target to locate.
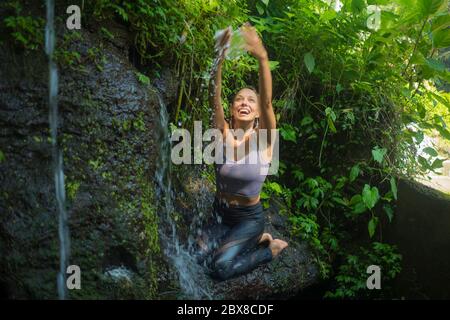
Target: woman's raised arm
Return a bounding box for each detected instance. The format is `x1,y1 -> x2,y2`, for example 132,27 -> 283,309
241,23 -> 276,131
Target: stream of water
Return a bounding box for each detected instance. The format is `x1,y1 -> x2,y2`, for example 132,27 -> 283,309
45,0 -> 70,300
155,93 -> 213,299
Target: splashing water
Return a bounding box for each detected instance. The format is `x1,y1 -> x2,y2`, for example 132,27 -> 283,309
155,93 -> 213,299
214,26 -> 247,61
226,28 -> 247,60
208,26 -> 248,126
45,0 -> 70,300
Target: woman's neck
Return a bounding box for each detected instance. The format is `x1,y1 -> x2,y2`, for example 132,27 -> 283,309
233,119 -> 254,133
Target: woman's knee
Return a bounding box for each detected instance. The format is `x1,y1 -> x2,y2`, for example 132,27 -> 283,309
211,256 -> 233,281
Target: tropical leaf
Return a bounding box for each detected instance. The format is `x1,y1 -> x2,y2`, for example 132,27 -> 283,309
425,58 -> 446,72
300,116 -> 314,126
256,2 -> 265,15
423,146 -> 438,156
362,184 -> 380,209
304,51 -> 315,74
394,0 -> 422,24
383,204 -> 394,223
368,216 -> 379,238
268,60 -> 279,70
418,0 -> 447,17
372,146 -> 387,164
268,182 -> 283,194
418,155 -> 429,168
432,28 -> 450,48
321,9 -> 337,21
350,194 -> 367,214
431,158 -> 445,169
325,107 -> 337,133
280,124 -> 297,143
431,14 -> 450,33
349,164 -> 360,182
436,126 -> 450,140
428,91 -> 450,112
351,0 -> 366,13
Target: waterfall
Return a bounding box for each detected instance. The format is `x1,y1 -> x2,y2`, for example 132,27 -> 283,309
45,0 -> 70,300
152,27 -> 244,298
155,93 -> 213,299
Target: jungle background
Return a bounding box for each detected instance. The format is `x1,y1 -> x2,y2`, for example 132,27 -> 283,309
0,0 -> 449,299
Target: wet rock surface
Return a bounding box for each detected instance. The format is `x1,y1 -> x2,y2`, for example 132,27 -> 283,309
0,23 -> 173,298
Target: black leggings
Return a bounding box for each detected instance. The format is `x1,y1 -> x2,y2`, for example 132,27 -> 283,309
197,198 -> 273,281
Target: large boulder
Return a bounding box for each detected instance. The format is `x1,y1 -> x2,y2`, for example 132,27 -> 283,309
0,21 -> 176,299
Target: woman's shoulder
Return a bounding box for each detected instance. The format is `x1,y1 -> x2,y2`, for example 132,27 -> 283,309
254,128 -> 274,164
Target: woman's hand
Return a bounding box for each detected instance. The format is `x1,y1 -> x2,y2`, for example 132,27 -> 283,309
240,22 -> 267,60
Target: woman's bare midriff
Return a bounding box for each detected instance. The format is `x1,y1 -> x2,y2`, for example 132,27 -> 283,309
216,191 -> 260,207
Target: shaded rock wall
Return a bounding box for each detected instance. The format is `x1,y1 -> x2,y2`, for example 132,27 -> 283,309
384,178 -> 450,299
0,22 -> 177,298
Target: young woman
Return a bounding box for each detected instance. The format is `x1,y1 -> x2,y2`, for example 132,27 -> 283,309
197,23 -> 288,281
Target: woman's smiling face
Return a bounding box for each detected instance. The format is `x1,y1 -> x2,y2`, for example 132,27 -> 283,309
231,88 -> 259,122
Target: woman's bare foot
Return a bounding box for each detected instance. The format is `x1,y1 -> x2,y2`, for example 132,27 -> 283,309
258,233 -> 273,244
269,239 -> 288,257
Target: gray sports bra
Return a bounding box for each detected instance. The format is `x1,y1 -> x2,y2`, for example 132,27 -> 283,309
215,142 -> 270,198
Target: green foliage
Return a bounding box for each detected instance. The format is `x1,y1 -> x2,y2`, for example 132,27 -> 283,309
279,124 -> 298,143
87,46 -> 107,71
371,146 -> 387,165
136,71 -> 150,85
362,184 -> 380,210
54,32 -> 83,70
55,49 -> 81,68
304,51 -> 316,74
243,0 -> 447,296
349,164 -> 360,182
66,180 -> 80,201
261,181 -> 286,208
100,26 -> 115,40
0,1 -> 45,50
324,242 -> 402,299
